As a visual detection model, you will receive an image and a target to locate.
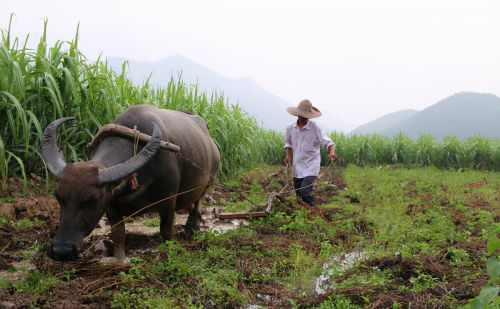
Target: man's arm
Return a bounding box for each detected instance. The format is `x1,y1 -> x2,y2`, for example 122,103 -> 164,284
316,125 -> 337,161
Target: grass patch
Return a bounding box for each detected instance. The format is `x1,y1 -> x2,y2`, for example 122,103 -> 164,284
14,270 -> 59,295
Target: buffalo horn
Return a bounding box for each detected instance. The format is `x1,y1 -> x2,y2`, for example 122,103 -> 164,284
42,117 -> 76,177
98,123 -> 162,183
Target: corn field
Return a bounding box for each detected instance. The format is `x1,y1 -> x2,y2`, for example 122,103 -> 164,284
1,18 -> 499,194
325,132 -> 500,171
0,18 -> 282,193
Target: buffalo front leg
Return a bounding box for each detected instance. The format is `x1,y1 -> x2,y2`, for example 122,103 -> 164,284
107,212 -> 126,261
185,200 -> 202,239
159,199 -> 176,240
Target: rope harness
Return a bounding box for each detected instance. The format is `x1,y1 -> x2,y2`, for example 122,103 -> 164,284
129,126 -> 141,190
132,125 -> 140,156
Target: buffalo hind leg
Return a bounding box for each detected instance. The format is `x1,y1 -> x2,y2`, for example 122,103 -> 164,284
185,200 -> 202,239
107,212 -> 126,261
159,199 -> 176,240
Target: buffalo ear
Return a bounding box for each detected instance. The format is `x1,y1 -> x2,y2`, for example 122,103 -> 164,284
111,179 -> 129,198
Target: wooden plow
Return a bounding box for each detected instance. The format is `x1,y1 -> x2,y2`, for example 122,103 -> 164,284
218,165 -> 291,220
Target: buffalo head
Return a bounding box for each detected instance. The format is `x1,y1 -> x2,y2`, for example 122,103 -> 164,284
42,117 -> 161,260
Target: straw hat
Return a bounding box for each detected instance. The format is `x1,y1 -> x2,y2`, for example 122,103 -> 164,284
287,99 -> 322,119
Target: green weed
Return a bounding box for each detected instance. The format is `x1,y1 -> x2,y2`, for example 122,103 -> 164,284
143,218 -> 160,227
19,242 -> 42,261
0,216 -> 8,227
410,273 -> 438,292
112,287 -> 178,309
12,218 -> 44,230
0,277 -> 9,289
465,226 -> 500,308
279,210 -> 311,233
15,270 -> 59,295
200,270 -> 246,306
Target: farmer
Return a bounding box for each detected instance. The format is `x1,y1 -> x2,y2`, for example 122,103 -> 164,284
284,99 -> 336,206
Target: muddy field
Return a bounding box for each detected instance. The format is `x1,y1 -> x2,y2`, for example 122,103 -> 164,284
0,165 -> 498,308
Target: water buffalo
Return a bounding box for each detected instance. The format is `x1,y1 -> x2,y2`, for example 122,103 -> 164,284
42,104 -> 220,261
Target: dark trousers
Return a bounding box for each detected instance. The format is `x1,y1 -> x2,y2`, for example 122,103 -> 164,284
293,176 -> 316,206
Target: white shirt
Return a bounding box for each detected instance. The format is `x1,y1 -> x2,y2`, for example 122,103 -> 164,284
284,120 -> 334,178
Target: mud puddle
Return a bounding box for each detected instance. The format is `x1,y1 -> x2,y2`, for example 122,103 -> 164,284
84,206 -> 250,260
87,207 -> 249,237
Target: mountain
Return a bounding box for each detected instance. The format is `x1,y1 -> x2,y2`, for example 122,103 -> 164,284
350,92 -> 500,139
384,92 -> 500,139
350,109 -> 419,135
106,55 -> 354,132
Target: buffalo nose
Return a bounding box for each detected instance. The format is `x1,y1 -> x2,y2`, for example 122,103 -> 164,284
50,242 -> 79,261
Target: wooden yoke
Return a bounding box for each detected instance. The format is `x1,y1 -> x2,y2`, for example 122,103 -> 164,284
87,124 -> 181,153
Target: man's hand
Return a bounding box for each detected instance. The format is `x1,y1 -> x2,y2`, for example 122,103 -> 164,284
284,155 -> 291,165
328,145 -> 337,162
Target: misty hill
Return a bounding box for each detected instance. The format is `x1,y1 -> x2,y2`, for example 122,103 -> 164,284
351,92 -> 500,139
350,109 -> 418,135
384,92 -> 500,139
106,55 -> 353,132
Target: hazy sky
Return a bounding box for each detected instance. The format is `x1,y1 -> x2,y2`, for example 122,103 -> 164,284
2,0 -> 499,126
